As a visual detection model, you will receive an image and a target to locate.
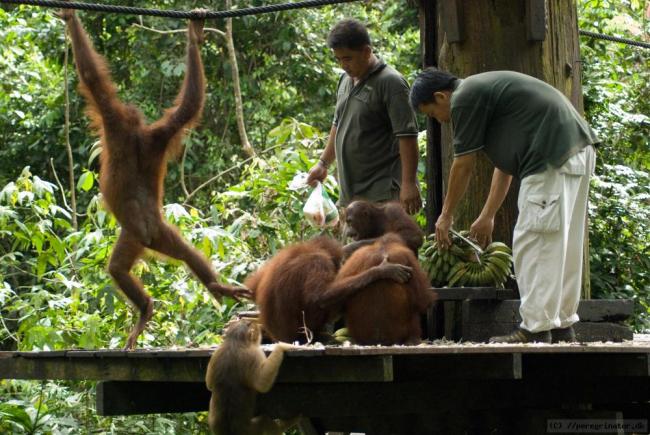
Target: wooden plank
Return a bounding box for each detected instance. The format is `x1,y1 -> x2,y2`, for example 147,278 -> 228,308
460,299 -> 634,324
0,355 -> 209,382
461,321 -> 634,343
258,377 -> 650,418
524,353 -> 650,378
575,322 -> 634,342
2,340 -> 650,368
97,374 -> 650,417
277,356 -> 393,383
577,299 -> 634,322
432,287 -> 516,301
97,381 -> 209,416
0,353 -> 392,383
393,353 -> 522,380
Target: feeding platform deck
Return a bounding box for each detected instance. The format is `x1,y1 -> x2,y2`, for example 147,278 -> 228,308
1,337 -> 649,434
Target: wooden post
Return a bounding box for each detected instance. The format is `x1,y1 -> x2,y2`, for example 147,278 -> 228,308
419,0 -> 443,234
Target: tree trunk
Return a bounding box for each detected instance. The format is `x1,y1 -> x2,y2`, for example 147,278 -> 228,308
421,0 -> 590,296
225,0 -> 254,157
435,0 -> 583,245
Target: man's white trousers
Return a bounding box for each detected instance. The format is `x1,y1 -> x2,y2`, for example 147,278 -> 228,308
513,145 -> 596,333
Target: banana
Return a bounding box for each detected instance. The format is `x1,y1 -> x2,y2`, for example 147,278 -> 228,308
333,327 -> 349,337
435,253 -> 444,269
458,268 -> 469,287
446,261 -> 466,282
334,335 -> 351,344
470,263 -> 482,286
486,255 -> 511,275
423,245 -> 437,258
486,250 -> 512,263
486,260 -> 506,281
447,263 -> 468,287
437,269 -> 447,286
450,244 -> 465,257
478,267 -> 489,286
486,241 -> 511,254
482,264 -> 499,286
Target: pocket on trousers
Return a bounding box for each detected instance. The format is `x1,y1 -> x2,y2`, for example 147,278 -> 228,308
518,193 -> 561,233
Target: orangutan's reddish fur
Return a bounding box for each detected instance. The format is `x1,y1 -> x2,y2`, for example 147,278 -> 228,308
339,233 -> 435,345
62,10 -> 249,349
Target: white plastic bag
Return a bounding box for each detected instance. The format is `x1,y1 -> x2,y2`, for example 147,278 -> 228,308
303,182 -> 339,228
288,172 -> 309,191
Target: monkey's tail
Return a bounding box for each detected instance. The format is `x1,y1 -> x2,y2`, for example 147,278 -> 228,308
214,384 -> 256,435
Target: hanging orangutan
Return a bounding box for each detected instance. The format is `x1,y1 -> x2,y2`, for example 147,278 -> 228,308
58,8 -> 250,349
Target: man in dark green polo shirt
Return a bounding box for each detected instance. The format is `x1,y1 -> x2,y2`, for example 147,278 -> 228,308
307,19 -> 421,214
410,68 -> 598,343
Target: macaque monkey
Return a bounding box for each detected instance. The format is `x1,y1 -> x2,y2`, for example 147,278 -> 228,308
205,320 -> 299,435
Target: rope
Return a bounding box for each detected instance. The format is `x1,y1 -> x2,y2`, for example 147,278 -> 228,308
0,0 -> 362,19
2,0 -> 648,49
579,29 -> 650,50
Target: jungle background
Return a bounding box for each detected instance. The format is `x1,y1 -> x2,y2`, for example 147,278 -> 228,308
0,0 -> 648,432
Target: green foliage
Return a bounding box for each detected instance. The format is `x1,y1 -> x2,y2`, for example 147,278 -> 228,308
0,0 -> 647,431
578,0 -> 650,327
578,0 -> 650,169
589,164 -> 650,330
0,1 -> 421,430
211,117 -> 337,254
0,8 -> 72,185
0,122 -> 344,432
0,167 -> 247,352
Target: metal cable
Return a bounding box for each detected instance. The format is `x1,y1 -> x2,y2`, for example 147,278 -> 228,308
579,29 -> 650,50
0,0 -> 362,19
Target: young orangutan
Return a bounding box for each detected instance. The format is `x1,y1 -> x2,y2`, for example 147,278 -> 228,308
339,233 -> 435,345
205,320 -> 300,435
58,9 -> 250,349
246,236 -> 412,343
343,200 -> 424,257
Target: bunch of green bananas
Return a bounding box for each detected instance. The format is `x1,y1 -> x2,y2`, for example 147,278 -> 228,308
420,235 -> 514,288
446,241 -> 513,287
420,237 -> 466,286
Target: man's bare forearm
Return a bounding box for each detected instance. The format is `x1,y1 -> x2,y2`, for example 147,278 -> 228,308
479,168 -> 512,220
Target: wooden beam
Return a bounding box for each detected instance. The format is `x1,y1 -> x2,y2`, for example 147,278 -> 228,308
0,354 -> 209,382
97,381 -> 209,416
393,353 -> 522,380
95,374 -> 650,417
460,299 -> 634,323
0,353 -> 393,383
258,377 -> 650,418
432,287 -> 517,301
523,353 -> 650,378
277,355 -> 393,383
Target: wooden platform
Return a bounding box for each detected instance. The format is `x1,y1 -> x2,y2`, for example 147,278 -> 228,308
428,290 -> 634,343
1,337 -> 649,433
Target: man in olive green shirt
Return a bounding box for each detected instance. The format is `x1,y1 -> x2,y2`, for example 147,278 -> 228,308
307,19 -> 421,214
410,68 -> 598,343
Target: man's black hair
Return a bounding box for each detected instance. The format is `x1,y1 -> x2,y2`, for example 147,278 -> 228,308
409,67 -> 459,110
327,19 -> 371,50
